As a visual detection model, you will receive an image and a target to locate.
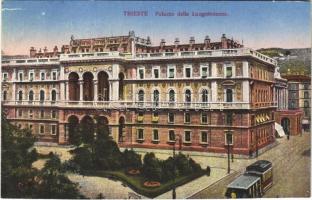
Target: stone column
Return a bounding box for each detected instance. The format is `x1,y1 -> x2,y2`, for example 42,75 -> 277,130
94,80 -> 98,101
65,82 -> 69,101
79,80 -> 83,101
60,82 -> 65,101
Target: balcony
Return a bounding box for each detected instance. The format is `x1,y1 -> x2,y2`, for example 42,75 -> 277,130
2,58 -> 59,66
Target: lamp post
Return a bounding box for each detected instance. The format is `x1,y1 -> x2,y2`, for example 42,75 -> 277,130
256,131 -> 259,158
172,134 -> 181,199
227,142 -> 230,174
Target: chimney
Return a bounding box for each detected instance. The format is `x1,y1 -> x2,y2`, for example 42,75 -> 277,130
160,39 -> 166,47
43,46 -> 48,53
53,46 -> 58,53
221,34 -> 227,49
38,48 -> 42,53
204,35 -> 210,44
189,36 -> 195,45
146,36 -> 151,45
30,47 -> 37,58
174,38 -> 180,45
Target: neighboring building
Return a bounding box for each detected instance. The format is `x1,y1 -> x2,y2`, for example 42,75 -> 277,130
273,67 -> 303,136
282,74 -> 311,132
1,32 -> 278,157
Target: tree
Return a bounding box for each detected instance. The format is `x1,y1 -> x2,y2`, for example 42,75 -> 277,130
68,123 -> 81,146
123,149 -> 142,170
142,153 -> 162,181
1,113 -> 82,198
160,157 -> 176,182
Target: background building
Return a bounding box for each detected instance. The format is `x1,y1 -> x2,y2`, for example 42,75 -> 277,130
2,32 -> 278,157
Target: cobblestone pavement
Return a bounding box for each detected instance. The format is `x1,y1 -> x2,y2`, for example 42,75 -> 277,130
191,133 -> 311,198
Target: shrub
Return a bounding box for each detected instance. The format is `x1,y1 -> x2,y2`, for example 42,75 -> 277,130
123,149 -> 142,170
70,147 -> 94,171
160,157 -> 176,182
142,153 -> 162,182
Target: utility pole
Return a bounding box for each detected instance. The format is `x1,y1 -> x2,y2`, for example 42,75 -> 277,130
172,137 -> 176,199
227,142 -> 230,174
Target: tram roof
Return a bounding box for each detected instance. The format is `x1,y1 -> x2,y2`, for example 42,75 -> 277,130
246,160 -> 272,172
227,174 -> 261,190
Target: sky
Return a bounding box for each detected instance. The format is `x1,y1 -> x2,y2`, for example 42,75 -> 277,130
1,1 -> 311,55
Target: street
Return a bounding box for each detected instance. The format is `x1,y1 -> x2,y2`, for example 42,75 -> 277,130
190,133 -> 311,198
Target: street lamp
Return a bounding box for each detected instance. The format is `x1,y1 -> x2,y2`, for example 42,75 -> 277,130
172,134 -> 181,199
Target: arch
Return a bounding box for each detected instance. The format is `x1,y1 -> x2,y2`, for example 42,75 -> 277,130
185,89 -> 192,103
68,115 -> 80,145
118,116 -> 125,142
118,72 -> 125,100
96,115 -> 110,138
226,89 -> 233,102
98,71 -> 109,101
68,72 -> 80,101
138,89 -> 144,105
3,90 -> 7,101
28,90 -> 34,101
201,89 -> 208,103
39,90 -> 45,102
80,115 -> 95,144
18,90 -> 23,101
51,89 -> 57,102
83,72 -> 94,101
153,89 -> 160,107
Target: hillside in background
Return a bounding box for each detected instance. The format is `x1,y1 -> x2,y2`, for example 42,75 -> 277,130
257,48 -> 311,75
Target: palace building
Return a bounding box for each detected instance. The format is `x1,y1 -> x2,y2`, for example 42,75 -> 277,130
1,31 -> 278,156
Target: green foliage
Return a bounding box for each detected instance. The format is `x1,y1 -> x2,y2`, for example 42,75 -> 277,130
68,124 -> 82,146
1,112 -> 82,198
160,157 -> 176,182
142,153 -> 162,181
123,149 -> 142,170
279,60 -> 310,75
70,146 -> 94,172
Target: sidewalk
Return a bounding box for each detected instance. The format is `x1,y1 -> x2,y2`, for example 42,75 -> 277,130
155,168 -> 232,199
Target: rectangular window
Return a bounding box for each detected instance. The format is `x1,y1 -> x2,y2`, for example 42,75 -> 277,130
40,71 -> 46,80
225,113 -> 233,125
304,92 -> 309,99
40,110 -> 44,118
168,66 -> 175,78
169,130 -> 175,141
225,132 -> 233,145
201,131 -> 208,143
226,67 -> 232,77
201,113 -> 208,124
51,125 -> 57,135
168,113 -> 175,124
29,109 -> 33,118
18,71 -> 23,81
52,71 -> 57,80
184,66 -> 192,78
138,68 -> 144,79
18,109 -> 23,117
29,71 -> 34,81
40,124 -> 45,134
28,123 -> 33,131
184,113 -> 191,123
51,110 -> 56,119
2,73 -> 8,81
201,67 -> 208,78
137,129 -> 144,140
153,68 -> 159,79
184,131 -> 191,143
153,129 -> 159,141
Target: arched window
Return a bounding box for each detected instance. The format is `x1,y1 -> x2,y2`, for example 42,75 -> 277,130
3,91 -> 7,101
118,73 -> 124,100
138,90 -> 144,106
18,91 -> 23,101
202,89 -> 208,103
185,89 -> 191,102
304,100 -> 309,108
169,90 -> 175,102
51,90 -> 57,102
40,90 -> 45,102
28,90 -> 34,101
153,90 -> 159,107
226,89 -> 233,102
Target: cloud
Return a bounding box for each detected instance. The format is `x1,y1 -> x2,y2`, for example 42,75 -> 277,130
2,8 -> 23,12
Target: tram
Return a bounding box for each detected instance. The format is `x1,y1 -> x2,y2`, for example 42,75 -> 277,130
225,160 -> 273,198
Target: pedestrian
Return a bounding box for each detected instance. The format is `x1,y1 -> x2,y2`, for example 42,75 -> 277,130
206,166 -> 211,176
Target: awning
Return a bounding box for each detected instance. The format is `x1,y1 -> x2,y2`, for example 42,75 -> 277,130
275,122 -> 285,137
302,119 -> 310,124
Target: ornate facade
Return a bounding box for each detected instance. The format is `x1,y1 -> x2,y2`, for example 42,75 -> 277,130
2,32 -> 278,156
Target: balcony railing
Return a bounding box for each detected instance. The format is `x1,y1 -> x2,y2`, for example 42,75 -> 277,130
3,100 -> 255,109
2,48 -> 277,66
